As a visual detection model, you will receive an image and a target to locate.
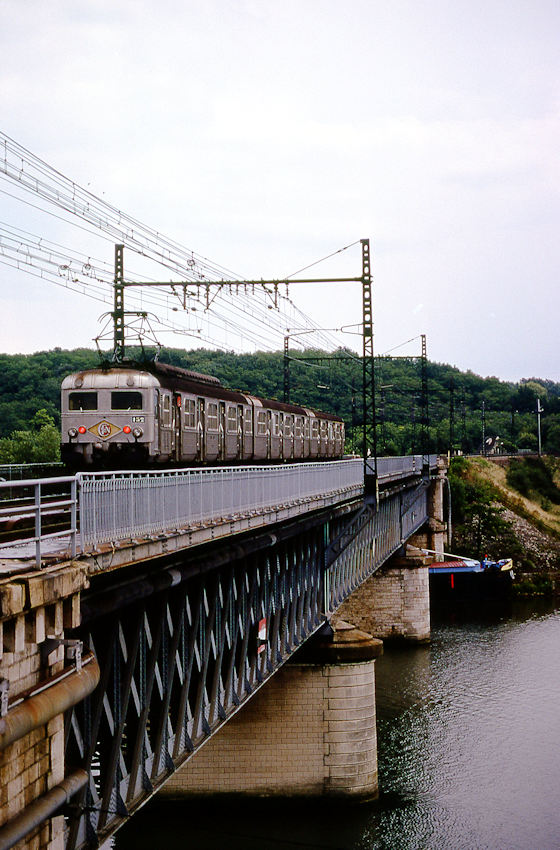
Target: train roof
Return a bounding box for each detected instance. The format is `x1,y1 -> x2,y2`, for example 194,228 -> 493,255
142,360 -> 222,386
251,396 -> 343,422
61,360 -> 343,421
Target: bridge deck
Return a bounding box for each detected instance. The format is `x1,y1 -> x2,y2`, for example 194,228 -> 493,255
0,456 -> 437,575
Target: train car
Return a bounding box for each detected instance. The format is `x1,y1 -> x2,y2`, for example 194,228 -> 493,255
61,361 -> 345,468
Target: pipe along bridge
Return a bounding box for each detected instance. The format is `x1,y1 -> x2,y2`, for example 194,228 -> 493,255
0,455 -> 446,849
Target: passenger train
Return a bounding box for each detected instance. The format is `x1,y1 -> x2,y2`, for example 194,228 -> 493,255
61,360 -> 345,469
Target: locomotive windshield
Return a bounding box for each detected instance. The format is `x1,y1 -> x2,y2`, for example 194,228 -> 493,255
111,391 -> 143,410
69,392 -> 98,411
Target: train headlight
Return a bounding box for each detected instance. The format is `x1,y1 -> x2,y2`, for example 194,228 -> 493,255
132,427 -> 143,439
123,425 -> 132,434
78,426 -> 87,435
68,428 -> 78,439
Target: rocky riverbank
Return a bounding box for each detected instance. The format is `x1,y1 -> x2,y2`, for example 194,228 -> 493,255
501,506 -> 560,572
450,456 -> 560,595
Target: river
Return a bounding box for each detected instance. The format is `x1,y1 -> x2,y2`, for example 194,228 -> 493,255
114,598 -> 560,849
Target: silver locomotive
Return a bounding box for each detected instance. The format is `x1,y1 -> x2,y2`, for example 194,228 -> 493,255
61,361 -> 345,468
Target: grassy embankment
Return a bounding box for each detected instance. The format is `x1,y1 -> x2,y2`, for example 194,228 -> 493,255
450,455 -> 560,596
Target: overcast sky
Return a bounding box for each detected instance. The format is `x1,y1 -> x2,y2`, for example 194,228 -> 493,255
1,0 -> 558,383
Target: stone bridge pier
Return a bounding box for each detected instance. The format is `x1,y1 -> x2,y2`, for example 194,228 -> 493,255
162,621 -> 383,801
337,458 -> 447,644
0,566 -> 98,850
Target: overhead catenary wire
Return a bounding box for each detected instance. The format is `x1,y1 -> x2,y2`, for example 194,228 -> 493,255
0,227 -> 332,354
0,131 -> 363,358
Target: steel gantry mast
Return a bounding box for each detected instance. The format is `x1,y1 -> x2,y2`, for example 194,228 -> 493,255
420,333 -> 430,474
110,239 -> 378,494
360,239 -> 377,502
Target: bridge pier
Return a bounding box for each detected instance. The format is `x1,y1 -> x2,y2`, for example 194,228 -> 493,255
335,545 -> 431,643
410,462 -> 447,557
0,565 -> 96,850
334,462 -> 447,644
161,621 -> 382,800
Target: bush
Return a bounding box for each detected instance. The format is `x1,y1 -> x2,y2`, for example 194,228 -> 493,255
506,458 -> 560,503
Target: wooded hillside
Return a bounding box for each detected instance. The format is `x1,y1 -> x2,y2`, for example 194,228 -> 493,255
1,346 -> 559,457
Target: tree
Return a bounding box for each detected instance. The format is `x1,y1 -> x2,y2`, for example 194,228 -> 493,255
0,410 -> 60,464
449,459 -> 521,560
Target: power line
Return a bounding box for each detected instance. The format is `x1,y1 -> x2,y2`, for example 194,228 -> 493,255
0,132 -> 362,357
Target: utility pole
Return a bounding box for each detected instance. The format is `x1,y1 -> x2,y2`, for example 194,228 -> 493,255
537,398 -> 543,456
351,379 -> 356,454
481,400 -> 486,456
461,387 -> 467,454
360,239 -> 377,502
449,377 -> 455,458
420,334 -> 429,473
113,244 -> 125,362
283,335 -> 290,404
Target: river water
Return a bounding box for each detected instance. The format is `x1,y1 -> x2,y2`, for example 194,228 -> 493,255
115,598 -> 560,850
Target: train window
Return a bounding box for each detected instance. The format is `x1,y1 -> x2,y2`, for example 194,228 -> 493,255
284,415 -> 293,438
162,395 -> 172,427
272,412 -> 280,438
111,391 -> 143,411
328,422 -> 334,439
295,416 -> 302,438
207,403 -> 218,431
311,419 -> 319,439
68,392 -> 97,411
320,420 -> 327,438
184,398 -> 196,428
304,418 -> 310,439
227,406 -> 237,433
244,407 -> 253,434
257,410 -> 267,436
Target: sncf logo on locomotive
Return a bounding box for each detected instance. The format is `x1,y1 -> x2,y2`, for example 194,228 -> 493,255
89,421 -> 121,440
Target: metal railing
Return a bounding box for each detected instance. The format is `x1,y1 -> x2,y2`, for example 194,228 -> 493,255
0,476 -> 78,568
376,454 -> 439,482
78,459 -> 364,548
0,456 -> 440,566
0,462 -> 64,482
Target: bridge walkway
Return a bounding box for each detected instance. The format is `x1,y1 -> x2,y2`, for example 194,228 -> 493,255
0,456 -> 435,575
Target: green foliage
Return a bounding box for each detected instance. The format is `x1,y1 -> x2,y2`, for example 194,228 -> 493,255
0,346 -> 559,458
512,574 -> 553,597
449,458 -> 521,560
506,458 -> 560,504
0,409 -> 60,463
518,431 -> 538,451
543,416 -> 560,454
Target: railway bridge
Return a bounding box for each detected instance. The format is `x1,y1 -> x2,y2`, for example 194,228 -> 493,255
0,455 -> 447,850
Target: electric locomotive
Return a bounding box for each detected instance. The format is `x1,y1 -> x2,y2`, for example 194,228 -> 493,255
61,360 -> 344,469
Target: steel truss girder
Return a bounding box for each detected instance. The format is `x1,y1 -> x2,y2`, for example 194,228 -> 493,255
65,527 -> 324,848
64,486 -> 429,848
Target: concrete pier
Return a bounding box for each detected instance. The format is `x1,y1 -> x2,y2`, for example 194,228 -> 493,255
336,546 -> 431,643
161,621 -> 383,800
335,461 -> 447,644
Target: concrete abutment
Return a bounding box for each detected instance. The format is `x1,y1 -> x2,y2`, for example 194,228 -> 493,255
0,565 -> 94,850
